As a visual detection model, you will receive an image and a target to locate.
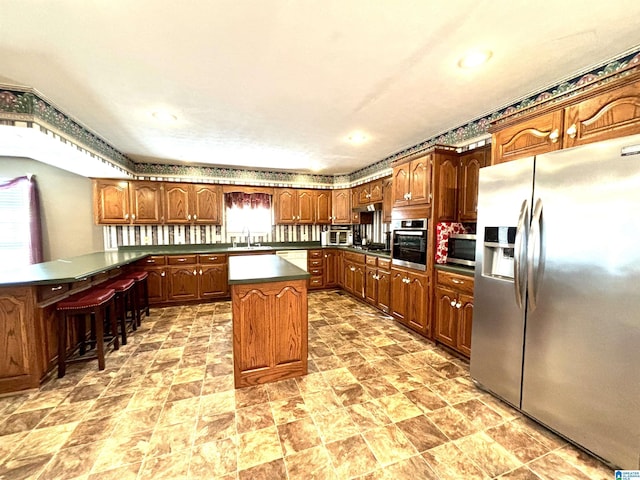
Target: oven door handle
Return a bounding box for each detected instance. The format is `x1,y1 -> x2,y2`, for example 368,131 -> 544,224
393,230 -> 425,236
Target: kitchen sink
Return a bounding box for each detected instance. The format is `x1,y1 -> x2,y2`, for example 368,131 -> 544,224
227,245 -> 274,251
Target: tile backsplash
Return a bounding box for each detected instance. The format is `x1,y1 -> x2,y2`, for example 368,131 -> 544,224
104,211 -> 389,249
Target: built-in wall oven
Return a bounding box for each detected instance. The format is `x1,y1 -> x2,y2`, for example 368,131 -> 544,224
391,218 -> 428,271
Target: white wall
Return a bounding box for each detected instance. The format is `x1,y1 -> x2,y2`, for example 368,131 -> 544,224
0,157 -> 103,260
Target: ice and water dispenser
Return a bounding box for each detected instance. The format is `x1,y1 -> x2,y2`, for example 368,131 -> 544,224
481,226 -> 516,279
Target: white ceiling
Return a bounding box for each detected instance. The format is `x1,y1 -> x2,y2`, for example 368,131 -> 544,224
1,1 -> 639,176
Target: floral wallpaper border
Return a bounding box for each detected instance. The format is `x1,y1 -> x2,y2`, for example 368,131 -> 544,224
1,46 -> 639,187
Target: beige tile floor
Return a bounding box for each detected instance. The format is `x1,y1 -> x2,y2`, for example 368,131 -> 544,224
0,290 -> 614,479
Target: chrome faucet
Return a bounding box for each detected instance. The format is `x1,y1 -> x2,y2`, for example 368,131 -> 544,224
242,226 -> 251,247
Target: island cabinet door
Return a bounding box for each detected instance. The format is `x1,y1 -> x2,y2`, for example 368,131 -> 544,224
232,280 -> 308,388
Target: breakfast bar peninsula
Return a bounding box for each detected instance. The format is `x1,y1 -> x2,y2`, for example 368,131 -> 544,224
228,255 -> 310,388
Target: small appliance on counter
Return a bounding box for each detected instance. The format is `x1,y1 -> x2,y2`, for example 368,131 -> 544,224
321,226 -> 353,246
447,233 -> 477,267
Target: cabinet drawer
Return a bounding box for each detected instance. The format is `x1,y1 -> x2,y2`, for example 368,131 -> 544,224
343,251 -> 365,264
378,258 -> 391,270
37,283 -> 69,303
308,259 -> 323,268
198,253 -> 227,265
436,270 -> 474,295
137,255 -> 166,266
167,255 -> 198,265
365,256 -> 377,267
309,267 -> 323,276
308,250 -> 323,259
309,276 -> 324,287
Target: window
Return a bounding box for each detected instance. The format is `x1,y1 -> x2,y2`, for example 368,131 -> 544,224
0,176 -> 43,269
225,192 -> 272,236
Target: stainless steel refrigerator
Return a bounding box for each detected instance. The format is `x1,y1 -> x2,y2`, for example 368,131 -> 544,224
471,133 -> 640,469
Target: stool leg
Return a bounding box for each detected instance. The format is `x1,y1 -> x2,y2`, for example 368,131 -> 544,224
95,308 -> 105,371
78,314 -> 87,356
131,284 -> 139,330
143,278 -> 149,318
57,312 -> 67,378
118,293 -> 127,346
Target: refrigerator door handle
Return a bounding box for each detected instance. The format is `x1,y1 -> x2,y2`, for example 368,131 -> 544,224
513,199 -> 529,309
527,198 -> 543,311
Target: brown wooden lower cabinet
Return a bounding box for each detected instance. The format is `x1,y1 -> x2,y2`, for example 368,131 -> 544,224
232,279 -> 308,388
324,250 -> 339,287
364,256 -> 391,314
434,270 -> 474,357
389,266 -> 430,336
146,267 -> 167,304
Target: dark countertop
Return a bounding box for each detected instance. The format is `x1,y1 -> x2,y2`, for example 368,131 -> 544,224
0,251 -> 149,287
435,263 -> 475,277
228,255 -> 311,285
0,242 -> 391,288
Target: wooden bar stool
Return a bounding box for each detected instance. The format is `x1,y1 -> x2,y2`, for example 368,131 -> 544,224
123,271 -> 149,326
56,288 -> 118,378
102,278 -> 135,345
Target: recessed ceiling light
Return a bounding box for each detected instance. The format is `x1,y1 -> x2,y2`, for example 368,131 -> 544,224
346,131 -> 368,144
458,50 -> 492,69
151,110 -> 177,122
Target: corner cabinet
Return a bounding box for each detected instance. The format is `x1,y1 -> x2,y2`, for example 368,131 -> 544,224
434,270 -> 474,357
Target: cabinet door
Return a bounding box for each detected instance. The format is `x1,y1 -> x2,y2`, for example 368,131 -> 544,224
458,148 -> 488,222
407,273 -> 428,334
131,181 -> 163,224
377,270 -> 390,313
364,267 -> 378,305
434,155 -> 458,223
369,180 -> 383,203
94,180 -> 130,224
193,184 -> 222,224
314,191 -> 332,225
382,177 -> 393,223
199,264 -> 228,298
353,265 -> 365,299
343,261 -> 355,294
146,267 -> 167,305
492,110 -> 563,164
331,189 -> 351,224
357,184 -> 370,205
409,155 -> 432,205
164,183 -> 192,224
435,286 -> 457,348
392,164 -> 410,208
167,266 -> 199,301
274,189 -> 297,224
390,270 -> 407,322
324,250 -> 338,287
297,190 -> 314,224
563,79 -> 640,149
457,293 -> 474,357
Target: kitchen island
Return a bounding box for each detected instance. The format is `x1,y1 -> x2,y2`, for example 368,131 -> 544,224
228,255 -> 310,388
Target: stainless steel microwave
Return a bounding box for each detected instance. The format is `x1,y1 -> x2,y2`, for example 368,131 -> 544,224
447,233 -> 476,267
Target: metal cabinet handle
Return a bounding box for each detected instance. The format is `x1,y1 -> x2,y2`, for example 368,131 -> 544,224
548,129 -> 560,143
178,258 -> 186,262
124,213 -> 129,220
132,213 -> 136,220
193,269 -> 197,275
199,269 -> 203,275
451,278 -> 464,285
450,300 -> 456,307
51,285 -> 63,291
193,214 -> 197,220
187,214 -> 192,220
566,124 -> 577,139
161,271 -> 165,277
456,302 -> 462,308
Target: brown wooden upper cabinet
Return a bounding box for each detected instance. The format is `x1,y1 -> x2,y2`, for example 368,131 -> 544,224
458,146 -> 490,222
331,189 -> 351,224
433,152 -> 459,223
354,179 -> 383,206
382,177 -> 393,223
392,153 -> 432,208
274,188 -> 315,224
313,190 -> 332,224
492,75 -> 640,164
164,183 -> 222,224
94,179 -> 163,224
